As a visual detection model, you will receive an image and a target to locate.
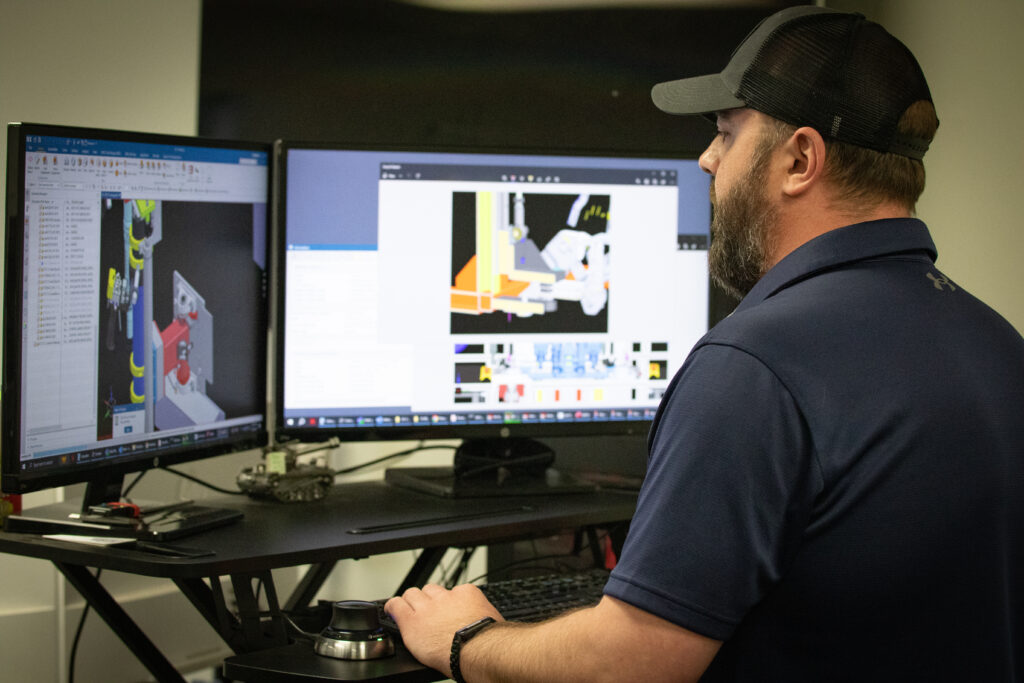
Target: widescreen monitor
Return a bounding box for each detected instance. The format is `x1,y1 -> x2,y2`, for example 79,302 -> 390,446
274,142 -> 710,494
2,123 -> 270,533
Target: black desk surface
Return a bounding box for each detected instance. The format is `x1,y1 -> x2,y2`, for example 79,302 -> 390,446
0,480 -> 638,578
224,642 -> 443,683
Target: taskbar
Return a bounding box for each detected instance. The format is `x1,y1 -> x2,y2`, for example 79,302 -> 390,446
284,407 -> 659,430
19,421 -> 265,474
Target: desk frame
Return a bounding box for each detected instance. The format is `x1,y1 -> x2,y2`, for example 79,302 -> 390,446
0,481 -> 636,683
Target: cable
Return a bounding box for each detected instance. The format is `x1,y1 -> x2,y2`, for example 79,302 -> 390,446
160,441 -> 457,499
442,547 -> 478,588
286,437 -> 340,458
160,466 -> 245,495
469,553 -> 586,585
67,568 -> 101,683
467,527 -> 617,584
333,443 -> 457,476
121,471 -> 146,499
282,612 -> 317,641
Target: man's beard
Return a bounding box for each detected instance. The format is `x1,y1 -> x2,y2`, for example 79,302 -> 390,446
708,143 -> 780,300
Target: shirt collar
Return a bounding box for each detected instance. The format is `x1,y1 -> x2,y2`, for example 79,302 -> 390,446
735,218 -> 938,313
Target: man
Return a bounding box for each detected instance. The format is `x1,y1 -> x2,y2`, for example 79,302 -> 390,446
386,6 -> 1024,681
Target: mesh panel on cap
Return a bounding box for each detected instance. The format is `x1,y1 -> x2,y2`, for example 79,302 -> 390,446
739,13 -> 931,156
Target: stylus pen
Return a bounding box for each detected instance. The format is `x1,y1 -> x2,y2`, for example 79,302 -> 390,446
347,505 -> 536,535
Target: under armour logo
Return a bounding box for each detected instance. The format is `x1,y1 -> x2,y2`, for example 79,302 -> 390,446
926,272 -> 956,292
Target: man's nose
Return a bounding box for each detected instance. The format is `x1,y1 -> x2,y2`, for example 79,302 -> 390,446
698,142 -> 717,176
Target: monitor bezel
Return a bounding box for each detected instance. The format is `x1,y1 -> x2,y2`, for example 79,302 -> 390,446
271,138 -> 710,446
2,122 -> 272,496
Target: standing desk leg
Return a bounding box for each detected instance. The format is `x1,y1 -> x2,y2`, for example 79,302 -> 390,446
229,572 -> 290,652
55,562 -> 186,683
256,571 -> 289,645
284,561 -> 338,611
174,573 -> 290,654
395,546 -> 448,594
444,547 -> 477,588
174,576 -> 244,652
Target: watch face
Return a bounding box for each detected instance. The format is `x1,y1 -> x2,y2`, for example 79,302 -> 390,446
458,616 -> 497,640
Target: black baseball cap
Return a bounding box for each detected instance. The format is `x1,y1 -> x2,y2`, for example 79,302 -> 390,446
652,5 -> 935,160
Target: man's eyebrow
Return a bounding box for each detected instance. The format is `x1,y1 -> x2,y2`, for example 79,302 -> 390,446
715,110 -> 738,125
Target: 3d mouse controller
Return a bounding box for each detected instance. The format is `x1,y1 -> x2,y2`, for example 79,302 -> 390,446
314,600 -> 395,660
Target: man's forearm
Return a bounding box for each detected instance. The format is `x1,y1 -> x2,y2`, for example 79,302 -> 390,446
459,598 -> 719,683
385,583 -> 720,681
458,611 -> 588,683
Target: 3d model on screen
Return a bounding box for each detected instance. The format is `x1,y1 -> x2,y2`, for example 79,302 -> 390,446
450,191 -> 611,321
100,198 -> 224,440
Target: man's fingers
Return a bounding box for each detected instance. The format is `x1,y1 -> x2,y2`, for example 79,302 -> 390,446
386,584 -> 447,619
383,595 -> 410,619
385,586 -> 432,620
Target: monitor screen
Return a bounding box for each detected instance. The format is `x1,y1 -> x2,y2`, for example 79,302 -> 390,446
274,142 -> 710,457
2,123 -> 270,503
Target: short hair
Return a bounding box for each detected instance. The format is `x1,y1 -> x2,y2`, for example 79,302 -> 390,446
762,100 -> 939,213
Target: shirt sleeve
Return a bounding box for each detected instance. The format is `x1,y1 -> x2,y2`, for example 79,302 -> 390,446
605,341 -> 821,641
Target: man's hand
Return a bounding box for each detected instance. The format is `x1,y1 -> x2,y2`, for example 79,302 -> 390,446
385,583 -> 504,676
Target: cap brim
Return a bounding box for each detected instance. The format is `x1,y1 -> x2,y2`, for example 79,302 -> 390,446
651,74 -> 746,116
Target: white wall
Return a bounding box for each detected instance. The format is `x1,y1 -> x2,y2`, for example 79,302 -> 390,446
830,0 -> 1024,334
0,0 -> 202,231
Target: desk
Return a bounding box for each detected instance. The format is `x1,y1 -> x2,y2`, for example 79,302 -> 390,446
0,481 -> 637,682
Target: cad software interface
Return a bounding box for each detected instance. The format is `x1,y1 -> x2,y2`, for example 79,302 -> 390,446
282,148 -> 710,430
13,132 -> 268,474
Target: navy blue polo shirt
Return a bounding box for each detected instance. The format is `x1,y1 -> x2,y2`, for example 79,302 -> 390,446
605,218 -> 1024,681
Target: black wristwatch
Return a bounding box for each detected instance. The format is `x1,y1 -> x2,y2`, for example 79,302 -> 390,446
449,616 -> 496,683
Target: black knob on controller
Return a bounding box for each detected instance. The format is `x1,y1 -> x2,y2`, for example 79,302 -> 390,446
328,600 -> 381,633
314,600 -> 395,660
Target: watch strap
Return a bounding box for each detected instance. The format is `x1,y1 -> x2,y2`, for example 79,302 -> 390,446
450,616 -> 496,683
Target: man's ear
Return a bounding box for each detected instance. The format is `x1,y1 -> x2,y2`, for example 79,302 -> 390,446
781,126 -> 826,198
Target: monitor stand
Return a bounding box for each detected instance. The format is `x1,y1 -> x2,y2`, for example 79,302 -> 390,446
385,438 -> 598,498
3,474 -> 242,541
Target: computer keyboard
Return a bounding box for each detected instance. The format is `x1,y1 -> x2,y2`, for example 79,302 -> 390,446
480,567 -> 610,621
377,568 -> 609,628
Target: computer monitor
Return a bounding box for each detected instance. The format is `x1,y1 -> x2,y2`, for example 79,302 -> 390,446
2,123 -> 270,535
274,141 -> 710,496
